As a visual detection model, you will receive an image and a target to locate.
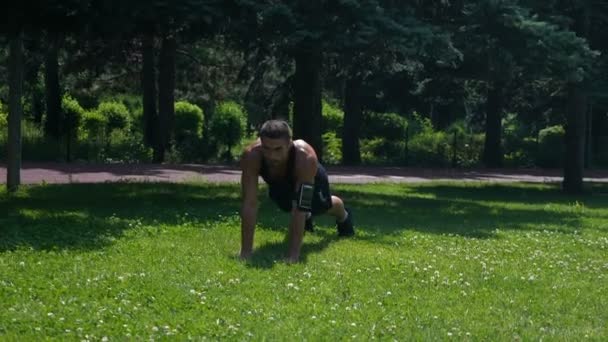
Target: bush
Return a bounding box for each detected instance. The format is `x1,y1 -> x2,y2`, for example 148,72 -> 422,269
537,125 -> 565,168
20,120 -> 63,161
360,138 -> 405,165
0,111 -> 7,129
104,129 -> 152,163
322,131 -> 342,165
80,110 -> 108,140
322,100 -> 344,135
504,137 -> 537,168
502,112 -> 536,167
443,121 -> 485,167
362,112 -> 408,140
100,94 -> 143,131
62,95 -> 85,133
175,101 -> 204,140
96,101 -> 131,131
209,101 -> 246,160
409,130 -> 451,167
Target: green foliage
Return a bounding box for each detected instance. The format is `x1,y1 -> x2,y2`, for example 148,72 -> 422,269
446,121 -> 484,168
209,101 -> 247,159
103,129 -> 153,163
0,111 -> 7,129
19,120 -> 62,162
62,95 -> 85,132
502,113 -> 536,167
80,110 -> 108,141
362,112 -> 408,140
537,125 -> 565,168
175,101 -> 204,140
409,129 -> 450,167
360,138 -> 405,165
322,100 -> 344,135
171,100 -> 205,168
322,131 -> 342,165
96,101 -> 131,131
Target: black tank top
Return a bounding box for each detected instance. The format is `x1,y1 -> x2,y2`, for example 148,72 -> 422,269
259,144 -> 297,188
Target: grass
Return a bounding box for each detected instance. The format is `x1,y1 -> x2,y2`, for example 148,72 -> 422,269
1,181 -> 608,340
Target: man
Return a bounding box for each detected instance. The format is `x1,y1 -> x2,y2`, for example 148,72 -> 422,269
239,120 -> 354,263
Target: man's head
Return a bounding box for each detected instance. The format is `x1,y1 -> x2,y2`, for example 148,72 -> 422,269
258,120 -> 292,166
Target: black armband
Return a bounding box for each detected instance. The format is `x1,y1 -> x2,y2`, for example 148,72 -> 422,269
296,183 -> 314,211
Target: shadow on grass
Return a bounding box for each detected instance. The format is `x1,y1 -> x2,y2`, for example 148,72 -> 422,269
244,230 -> 340,269
0,183 -> 242,252
328,182 -> 606,239
1,182 -> 605,253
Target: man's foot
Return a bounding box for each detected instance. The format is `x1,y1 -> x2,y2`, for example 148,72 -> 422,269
305,216 -> 314,232
337,208 -> 354,237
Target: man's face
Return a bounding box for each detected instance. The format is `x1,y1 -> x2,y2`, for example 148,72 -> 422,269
260,137 -> 291,166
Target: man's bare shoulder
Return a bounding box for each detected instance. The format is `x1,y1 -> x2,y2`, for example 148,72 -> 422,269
293,139 -> 318,167
240,139 -> 262,171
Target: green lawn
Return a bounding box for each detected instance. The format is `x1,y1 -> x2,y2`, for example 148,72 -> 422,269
1,181 -> 607,340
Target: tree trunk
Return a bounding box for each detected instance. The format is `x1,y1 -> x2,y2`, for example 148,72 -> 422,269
563,83 -> 587,194
342,76 -> 363,165
157,36 -> 176,162
7,32 -> 24,193
563,3 -> 590,194
24,34 -> 45,124
584,102 -> 592,168
482,80 -> 504,168
293,48 -> 323,161
141,35 -> 159,161
202,100 -> 216,161
44,32 -> 62,139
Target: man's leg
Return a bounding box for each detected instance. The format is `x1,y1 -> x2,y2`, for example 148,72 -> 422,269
326,196 -> 347,222
310,164 -> 354,236
325,196 -> 354,236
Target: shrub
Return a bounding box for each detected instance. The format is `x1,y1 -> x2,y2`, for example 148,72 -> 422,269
80,110 -> 108,140
322,131 -> 342,165
0,111 -> 7,129
537,125 -> 565,168
175,101 -> 204,140
96,101 -> 131,131
362,112 -> 408,140
322,100 -> 344,135
209,101 -> 246,160
62,95 -> 85,133
359,138 -> 406,165
409,130 -> 451,167
104,129 -> 152,163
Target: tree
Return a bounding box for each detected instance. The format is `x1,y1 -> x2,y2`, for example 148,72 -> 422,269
157,36 -> 176,162
332,1 -> 458,165
7,32 -> 24,192
457,0 -> 597,168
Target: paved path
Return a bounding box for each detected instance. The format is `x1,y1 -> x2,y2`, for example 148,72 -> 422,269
1,162 -> 608,184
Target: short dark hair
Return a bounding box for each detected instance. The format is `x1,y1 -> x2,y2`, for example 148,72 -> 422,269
259,120 -> 292,140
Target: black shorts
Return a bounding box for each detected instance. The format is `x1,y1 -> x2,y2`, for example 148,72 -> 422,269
268,164 -> 333,216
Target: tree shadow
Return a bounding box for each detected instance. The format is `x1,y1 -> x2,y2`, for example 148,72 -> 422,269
0,183 -> 241,252
329,182 -> 604,239
243,230 -> 340,269
1,182 -> 605,254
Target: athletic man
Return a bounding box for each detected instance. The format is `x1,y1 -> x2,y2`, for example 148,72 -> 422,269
239,120 -> 354,263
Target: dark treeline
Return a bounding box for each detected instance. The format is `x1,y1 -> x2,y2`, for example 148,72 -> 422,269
1,1 -> 607,193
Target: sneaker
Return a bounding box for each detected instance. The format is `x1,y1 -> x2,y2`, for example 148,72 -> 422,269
305,215 -> 314,232
336,208 -> 354,237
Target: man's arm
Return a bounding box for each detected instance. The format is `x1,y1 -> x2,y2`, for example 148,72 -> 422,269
286,154 -> 317,263
240,152 -> 259,260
